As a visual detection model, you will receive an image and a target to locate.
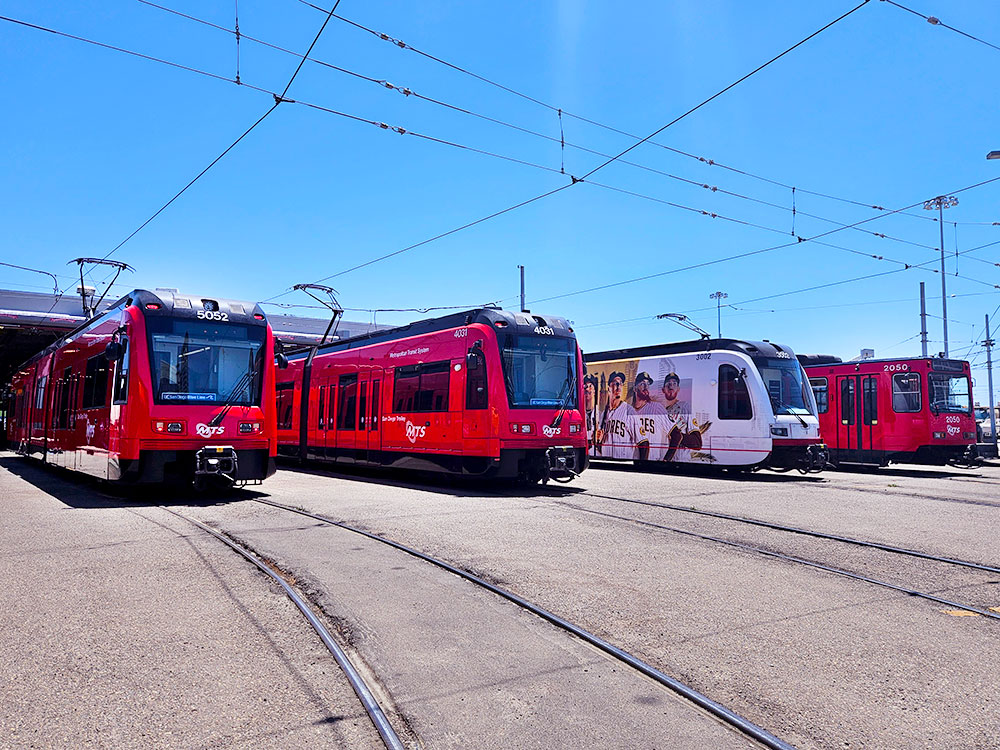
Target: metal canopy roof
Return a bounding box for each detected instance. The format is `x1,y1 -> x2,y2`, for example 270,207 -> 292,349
0,287 -> 387,383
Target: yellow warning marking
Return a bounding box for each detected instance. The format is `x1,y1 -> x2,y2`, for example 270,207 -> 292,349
989,607 -> 1000,614
942,609 -> 980,617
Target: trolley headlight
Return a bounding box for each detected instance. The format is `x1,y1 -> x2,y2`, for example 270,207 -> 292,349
933,431 -> 946,439
152,420 -> 185,434
509,423 -> 535,434
770,426 -> 789,437
964,432 -> 976,440
569,424 -> 581,434
239,422 -> 262,434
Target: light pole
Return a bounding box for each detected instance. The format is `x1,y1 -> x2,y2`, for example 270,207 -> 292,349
709,291 -> 728,338
922,195 -> 959,357
986,150 -> 999,452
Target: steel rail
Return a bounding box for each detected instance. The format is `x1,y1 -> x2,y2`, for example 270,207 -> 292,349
160,508 -> 406,750
571,490 -> 1000,575
253,498 -> 797,750
557,502 -> 1000,621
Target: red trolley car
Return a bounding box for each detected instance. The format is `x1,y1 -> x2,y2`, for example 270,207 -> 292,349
799,355 -> 977,467
276,308 -> 587,482
5,289 -> 278,485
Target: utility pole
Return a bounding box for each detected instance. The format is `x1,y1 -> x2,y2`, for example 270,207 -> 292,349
709,291 -> 728,338
919,282 -> 928,357
922,195 -> 959,357
985,314 -> 997,452
518,265 -> 526,312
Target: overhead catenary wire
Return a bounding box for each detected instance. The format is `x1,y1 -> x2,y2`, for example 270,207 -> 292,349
270,0 -> 880,298
135,0 -> 975,248
4,2 -> 344,320
9,7 -> 990,306
0,261 -> 60,294
575,289 -> 1000,331
297,0 -> 999,228
100,0 -> 343,263
140,0 -> 1000,263
9,2 -> 997,324
527,177 -> 1000,308
880,0 -> 1000,55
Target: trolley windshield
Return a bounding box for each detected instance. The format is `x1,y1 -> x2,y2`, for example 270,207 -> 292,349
753,355 -> 817,417
500,334 -> 578,409
928,372 -> 972,414
147,318 -> 266,406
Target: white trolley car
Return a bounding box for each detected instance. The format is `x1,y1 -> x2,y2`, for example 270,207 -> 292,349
583,338 -> 826,472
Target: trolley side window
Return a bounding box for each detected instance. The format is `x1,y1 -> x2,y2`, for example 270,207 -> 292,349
393,361 -> 451,413
841,379 -> 855,425
337,374 -> 358,429
82,356 -> 109,409
33,376 -> 48,430
371,380 -> 380,430
809,377 -> 828,414
276,382 -> 295,429
718,364 -> 752,420
58,367 -> 73,428
359,382 -> 368,430
892,372 -> 921,413
318,385 -> 326,430
113,337 -> 130,405
466,345 -> 488,410
862,376 -> 877,425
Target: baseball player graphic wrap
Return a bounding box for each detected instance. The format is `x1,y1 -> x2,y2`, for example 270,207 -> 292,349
597,370 -> 646,459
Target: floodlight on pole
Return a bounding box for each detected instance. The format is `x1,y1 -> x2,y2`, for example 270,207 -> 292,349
921,195 -> 959,357
709,291 -> 728,338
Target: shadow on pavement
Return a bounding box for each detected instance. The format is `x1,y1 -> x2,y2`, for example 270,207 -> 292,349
274,457 -> 589,498
827,463 -> 983,480
586,459 -> 826,483
0,454 -> 266,509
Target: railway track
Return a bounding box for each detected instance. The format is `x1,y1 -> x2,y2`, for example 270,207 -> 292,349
160,507 -> 408,750
534,485 -> 1000,620
250,497 -> 798,750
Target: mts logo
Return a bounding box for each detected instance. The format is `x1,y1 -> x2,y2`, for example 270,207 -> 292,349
405,420 -> 427,444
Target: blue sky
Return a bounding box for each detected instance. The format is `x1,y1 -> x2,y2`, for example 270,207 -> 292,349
3,1 -> 1000,401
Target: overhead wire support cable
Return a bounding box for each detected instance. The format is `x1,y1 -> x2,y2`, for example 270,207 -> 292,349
0,261 -> 60,295
278,0 -> 873,295
529,175 -> 1000,307
293,0 -> 968,224
880,0 -> 1000,54
98,0 -> 344,262
582,0 -> 873,181
294,0 -> 1000,228
41,3 -> 993,257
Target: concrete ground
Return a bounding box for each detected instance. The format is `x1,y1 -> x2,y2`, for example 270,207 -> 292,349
4,451 -> 1000,748
0,455 -> 385,750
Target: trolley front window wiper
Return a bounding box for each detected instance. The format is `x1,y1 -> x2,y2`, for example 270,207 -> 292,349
548,366 -> 578,429
776,401 -> 809,428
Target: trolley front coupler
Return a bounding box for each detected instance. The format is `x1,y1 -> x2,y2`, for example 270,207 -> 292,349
544,446 -> 580,483
195,446 -> 238,480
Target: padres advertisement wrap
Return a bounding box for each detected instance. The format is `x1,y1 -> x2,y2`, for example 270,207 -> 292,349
586,356 -> 712,463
